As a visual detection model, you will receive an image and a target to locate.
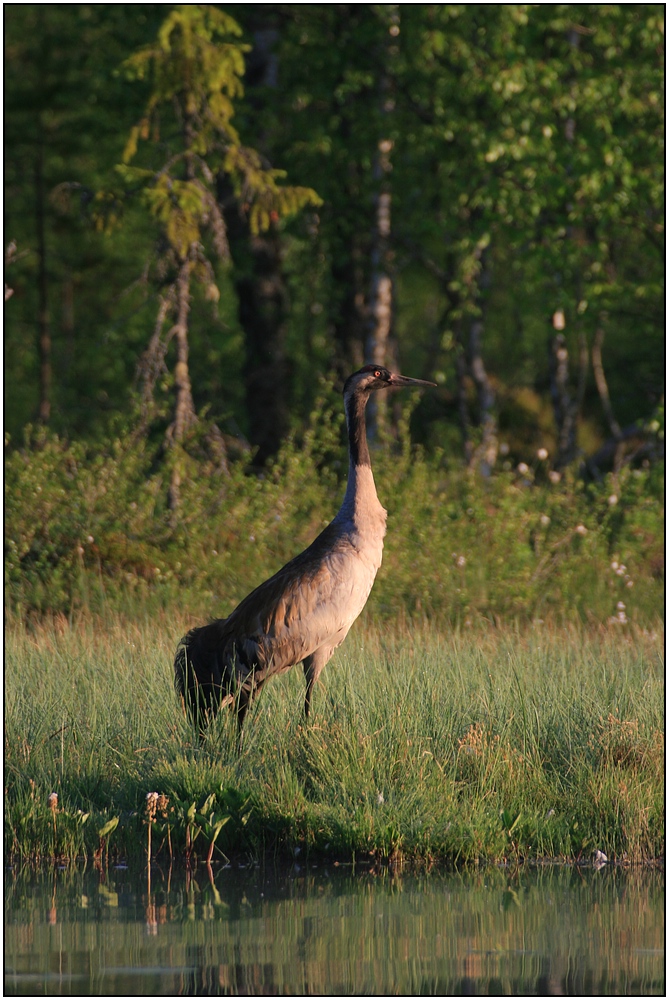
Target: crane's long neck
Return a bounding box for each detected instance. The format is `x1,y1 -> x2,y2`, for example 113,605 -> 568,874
339,388 -> 384,522
346,388 -> 371,468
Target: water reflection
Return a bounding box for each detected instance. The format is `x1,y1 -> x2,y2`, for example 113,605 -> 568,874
4,861 -> 664,996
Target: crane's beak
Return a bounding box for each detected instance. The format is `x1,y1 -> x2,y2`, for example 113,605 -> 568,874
387,372 -> 437,389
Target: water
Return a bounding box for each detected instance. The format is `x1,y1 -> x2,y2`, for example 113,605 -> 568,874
4,861 -> 664,996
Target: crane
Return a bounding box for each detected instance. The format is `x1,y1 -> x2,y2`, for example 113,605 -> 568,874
174,364 -> 435,742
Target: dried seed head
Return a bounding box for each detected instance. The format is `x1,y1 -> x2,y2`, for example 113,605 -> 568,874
145,791 -> 159,823
47,792 -> 58,813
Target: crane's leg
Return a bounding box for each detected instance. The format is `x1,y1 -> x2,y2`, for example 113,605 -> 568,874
235,675 -> 263,753
236,687 -> 251,754
303,647 -> 332,720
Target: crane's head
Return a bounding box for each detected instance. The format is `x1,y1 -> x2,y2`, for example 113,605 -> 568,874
344,365 -> 436,398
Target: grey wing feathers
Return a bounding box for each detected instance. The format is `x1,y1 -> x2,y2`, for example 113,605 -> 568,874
174,521 -> 359,724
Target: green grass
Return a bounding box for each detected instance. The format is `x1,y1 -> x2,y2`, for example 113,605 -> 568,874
5,612 -> 663,865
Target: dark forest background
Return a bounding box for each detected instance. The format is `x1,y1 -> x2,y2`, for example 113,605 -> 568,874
4,4 -> 664,623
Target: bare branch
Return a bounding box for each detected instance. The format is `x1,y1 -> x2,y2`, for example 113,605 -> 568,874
592,324 -> 622,448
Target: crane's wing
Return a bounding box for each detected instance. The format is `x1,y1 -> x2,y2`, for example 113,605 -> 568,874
221,520 -> 380,675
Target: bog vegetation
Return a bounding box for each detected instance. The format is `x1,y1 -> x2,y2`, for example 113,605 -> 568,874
4,5 -> 664,864
4,394 -> 665,627
5,614 -> 663,866
4,401 -> 665,865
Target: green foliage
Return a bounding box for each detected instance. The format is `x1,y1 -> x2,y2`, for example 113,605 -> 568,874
4,5 -> 165,440
4,4 -> 662,457
119,4 -> 321,255
5,394 -> 663,627
122,5 -> 247,107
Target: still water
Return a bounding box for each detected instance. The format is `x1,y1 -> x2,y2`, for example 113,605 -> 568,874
4,861 -> 664,996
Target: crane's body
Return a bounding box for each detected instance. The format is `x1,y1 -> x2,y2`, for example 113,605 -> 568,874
175,365 -> 434,738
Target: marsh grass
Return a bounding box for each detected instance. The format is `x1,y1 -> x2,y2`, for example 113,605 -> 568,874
4,611 -> 663,865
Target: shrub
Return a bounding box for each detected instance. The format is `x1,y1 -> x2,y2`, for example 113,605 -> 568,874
4,399 -> 664,628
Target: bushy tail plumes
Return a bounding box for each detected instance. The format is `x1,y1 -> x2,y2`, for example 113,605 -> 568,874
174,621 -> 239,737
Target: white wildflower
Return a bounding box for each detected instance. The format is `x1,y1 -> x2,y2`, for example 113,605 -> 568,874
537,448 -> 548,461
575,524 -> 587,536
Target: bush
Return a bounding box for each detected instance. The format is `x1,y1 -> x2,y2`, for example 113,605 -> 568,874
4,398 -> 664,628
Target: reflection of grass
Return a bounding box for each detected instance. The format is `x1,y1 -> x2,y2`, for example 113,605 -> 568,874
4,864 -> 665,996
4,613 -> 664,864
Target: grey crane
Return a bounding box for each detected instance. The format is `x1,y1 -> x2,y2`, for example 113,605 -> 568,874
174,364 -> 435,741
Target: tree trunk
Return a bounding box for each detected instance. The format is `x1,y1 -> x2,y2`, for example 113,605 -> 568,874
450,240 -> 497,473
331,252 -> 366,378
35,143 -> 51,424
137,288 -> 175,430
592,323 -> 621,442
218,24 -> 290,465
167,257 -> 197,514
62,273 -> 75,380
237,230 -> 290,465
366,186 -> 393,375
365,6 -> 399,440
170,259 -> 196,445
468,317 -> 497,476
592,322 -> 624,472
549,330 -> 579,469
546,26 -> 587,471
454,340 -> 472,465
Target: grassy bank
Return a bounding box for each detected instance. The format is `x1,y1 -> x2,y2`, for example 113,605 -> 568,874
5,613 -> 663,865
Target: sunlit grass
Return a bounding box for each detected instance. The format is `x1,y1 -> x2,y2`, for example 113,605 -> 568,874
4,611 -> 664,865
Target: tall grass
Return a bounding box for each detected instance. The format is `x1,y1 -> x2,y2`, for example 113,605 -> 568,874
5,612 -> 663,865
